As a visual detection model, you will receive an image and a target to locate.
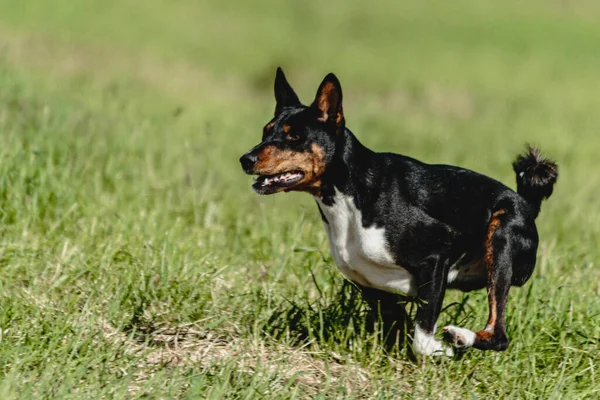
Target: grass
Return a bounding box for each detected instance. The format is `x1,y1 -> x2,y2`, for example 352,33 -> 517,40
0,0 -> 599,398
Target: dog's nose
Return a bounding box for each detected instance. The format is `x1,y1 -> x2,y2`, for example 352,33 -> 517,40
239,153 -> 258,173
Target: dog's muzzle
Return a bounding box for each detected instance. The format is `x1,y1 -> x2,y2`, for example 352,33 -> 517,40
239,152 -> 258,174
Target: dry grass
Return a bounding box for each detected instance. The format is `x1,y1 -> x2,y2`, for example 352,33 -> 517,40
97,317 -> 376,397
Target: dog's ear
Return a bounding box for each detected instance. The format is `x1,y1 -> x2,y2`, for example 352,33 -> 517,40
311,73 -> 344,132
274,67 -> 300,115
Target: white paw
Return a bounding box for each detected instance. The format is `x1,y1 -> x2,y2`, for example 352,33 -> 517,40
412,325 -> 454,357
443,325 -> 476,349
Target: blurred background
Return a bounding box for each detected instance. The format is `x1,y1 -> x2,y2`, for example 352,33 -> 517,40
1,1 -> 599,397
3,1 -> 597,200
2,1 -> 599,179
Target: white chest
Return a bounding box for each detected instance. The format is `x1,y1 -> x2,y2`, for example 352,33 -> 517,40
316,191 -> 416,296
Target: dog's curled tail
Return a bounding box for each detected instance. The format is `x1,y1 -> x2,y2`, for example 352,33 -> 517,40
512,145 -> 558,218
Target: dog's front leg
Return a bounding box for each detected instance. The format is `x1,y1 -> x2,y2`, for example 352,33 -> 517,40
411,254 -> 454,357
358,284 -> 410,350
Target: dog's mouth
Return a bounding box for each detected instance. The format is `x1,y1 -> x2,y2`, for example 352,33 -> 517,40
252,170 -> 305,194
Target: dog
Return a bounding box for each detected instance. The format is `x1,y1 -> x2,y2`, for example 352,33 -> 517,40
239,68 -> 558,356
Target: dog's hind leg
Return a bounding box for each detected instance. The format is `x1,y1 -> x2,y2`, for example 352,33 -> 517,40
444,209 -> 518,351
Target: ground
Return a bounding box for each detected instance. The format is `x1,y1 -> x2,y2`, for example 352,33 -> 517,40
0,0 -> 599,398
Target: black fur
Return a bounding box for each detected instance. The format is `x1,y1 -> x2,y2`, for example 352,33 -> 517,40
512,145 -> 559,218
240,69 -> 558,354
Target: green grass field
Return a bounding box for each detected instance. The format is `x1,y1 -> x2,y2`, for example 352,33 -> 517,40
0,1 -> 599,398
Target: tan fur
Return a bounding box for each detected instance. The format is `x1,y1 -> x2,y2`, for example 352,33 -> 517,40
475,329 -> 495,341
316,81 -> 344,126
254,143 -> 327,195
482,209 -> 506,330
264,121 -> 275,133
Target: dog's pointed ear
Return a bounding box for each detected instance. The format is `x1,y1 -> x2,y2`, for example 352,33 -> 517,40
274,67 -> 300,115
311,73 -> 344,132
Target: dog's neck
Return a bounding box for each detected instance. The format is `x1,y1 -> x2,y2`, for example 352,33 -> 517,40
318,128 -> 378,205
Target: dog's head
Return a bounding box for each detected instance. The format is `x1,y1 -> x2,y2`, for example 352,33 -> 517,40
239,68 -> 345,195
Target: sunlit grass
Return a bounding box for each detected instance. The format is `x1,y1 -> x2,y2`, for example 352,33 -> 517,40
0,0 -> 598,398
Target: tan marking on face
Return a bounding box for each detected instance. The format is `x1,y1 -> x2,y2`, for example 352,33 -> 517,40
253,143 -> 327,195
483,209 -> 506,328
283,124 -> 291,133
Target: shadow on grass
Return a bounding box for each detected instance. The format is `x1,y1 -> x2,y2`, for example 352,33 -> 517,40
263,280 -> 413,354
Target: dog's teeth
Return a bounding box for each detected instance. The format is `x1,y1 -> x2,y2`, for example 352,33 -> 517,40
258,172 -> 301,187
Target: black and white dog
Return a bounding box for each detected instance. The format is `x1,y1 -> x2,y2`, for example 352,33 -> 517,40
240,68 -> 558,356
